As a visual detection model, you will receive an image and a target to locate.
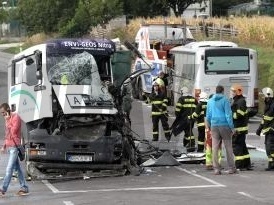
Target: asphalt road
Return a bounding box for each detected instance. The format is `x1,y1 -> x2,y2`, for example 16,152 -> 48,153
0,50 -> 273,205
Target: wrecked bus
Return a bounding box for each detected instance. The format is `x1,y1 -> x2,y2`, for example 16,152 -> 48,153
7,38 -> 137,179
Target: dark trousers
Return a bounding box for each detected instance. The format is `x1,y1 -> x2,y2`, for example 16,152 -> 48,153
182,122 -> 195,148
171,118 -> 195,148
197,126 -> 205,152
232,133 -> 251,169
265,133 -> 274,169
152,115 -> 170,141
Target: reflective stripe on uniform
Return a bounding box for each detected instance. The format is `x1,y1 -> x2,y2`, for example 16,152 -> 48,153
152,112 -> 162,115
235,126 -> 248,132
234,154 -> 250,161
197,140 -> 204,145
263,115 -> 274,121
185,136 -> 195,140
192,112 -> 198,118
197,122 -> 205,127
182,104 -> 196,108
236,109 -> 248,116
262,127 -> 271,134
151,101 -> 163,105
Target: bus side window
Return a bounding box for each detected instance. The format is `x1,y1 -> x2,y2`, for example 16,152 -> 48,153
14,61 -> 24,85
25,60 -> 38,86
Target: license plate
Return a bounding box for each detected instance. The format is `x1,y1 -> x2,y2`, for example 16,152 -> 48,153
67,155 -> 93,162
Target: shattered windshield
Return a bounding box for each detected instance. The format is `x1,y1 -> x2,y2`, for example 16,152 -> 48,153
47,51 -> 113,102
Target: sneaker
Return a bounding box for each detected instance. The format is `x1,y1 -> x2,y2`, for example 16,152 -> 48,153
214,169 -> 221,175
0,189 -> 5,197
228,169 -> 238,174
265,167 -> 274,171
206,165 -> 214,170
17,189 -> 29,196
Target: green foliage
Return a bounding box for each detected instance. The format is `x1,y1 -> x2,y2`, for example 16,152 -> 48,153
17,0 -> 123,37
60,0 -> 123,37
17,0 -> 79,36
166,0 -> 208,17
0,9 -> 8,23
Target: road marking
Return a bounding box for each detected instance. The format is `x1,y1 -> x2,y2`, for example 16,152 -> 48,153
42,180 -> 60,193
246,143 -> 266,153
63,201 -> 74,205
45,184 -> 225,194
176,167 -> 226,187
238,192 -> 267,203
43,167 -> 225,194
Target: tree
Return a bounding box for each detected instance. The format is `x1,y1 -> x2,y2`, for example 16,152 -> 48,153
16,0 -> 79,35
212,0 -> 250,16
16,0 -> 123,37
165,0 -> 208,17
123,0 -> 209,18
60,0 -> 123,37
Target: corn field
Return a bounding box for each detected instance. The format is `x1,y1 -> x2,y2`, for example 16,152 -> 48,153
123,16 -> 274,47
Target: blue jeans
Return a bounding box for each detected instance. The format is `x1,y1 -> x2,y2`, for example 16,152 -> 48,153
2,147 -> 28,193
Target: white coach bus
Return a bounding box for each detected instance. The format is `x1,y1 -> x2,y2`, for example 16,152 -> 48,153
170,41 -> 258,117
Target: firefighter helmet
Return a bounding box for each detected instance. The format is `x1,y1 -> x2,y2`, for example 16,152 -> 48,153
180,86 -> 189,94
199,92 -> 208,102
262,87 -> 273,98
230,84 -> 243,95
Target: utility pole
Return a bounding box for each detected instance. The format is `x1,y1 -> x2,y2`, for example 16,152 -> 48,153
210,0 -> 213,17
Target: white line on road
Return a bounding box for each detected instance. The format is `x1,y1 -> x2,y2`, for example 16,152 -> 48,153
42,180 -> 60,193
46,184 -> 225,194
176,167 -> 226,187
63,201 -> 74,205
43,167 -> 225,194
238,192 -> 267,203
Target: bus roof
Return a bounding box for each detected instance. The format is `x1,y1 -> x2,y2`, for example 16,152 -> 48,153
170,41 -> 238,53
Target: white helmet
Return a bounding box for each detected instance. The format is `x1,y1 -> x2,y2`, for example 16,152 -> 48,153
180,86 -> 189,94
262,87 -> 273,98
199,92 -> 208,102
180,86 -> 191,96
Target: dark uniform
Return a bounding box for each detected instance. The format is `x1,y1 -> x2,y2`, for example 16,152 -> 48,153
149,89 -> 171,141
256,95 -> 274,170
231,94 -> 251,170
190,101 -> 207,152
171,95 -> 197,150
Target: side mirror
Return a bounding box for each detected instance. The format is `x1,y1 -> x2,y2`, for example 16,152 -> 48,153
26,57 -> 34,66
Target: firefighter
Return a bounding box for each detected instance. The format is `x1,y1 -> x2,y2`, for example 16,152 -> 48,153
171,86 -> 197,152
153,71 -> 167,96
149,81 -> 171,142
189,92 -> 208,152
256,87 -> 274,171
230,84 -> 252,170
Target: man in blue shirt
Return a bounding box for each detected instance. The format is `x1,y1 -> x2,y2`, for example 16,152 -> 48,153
206,85 -> 236,175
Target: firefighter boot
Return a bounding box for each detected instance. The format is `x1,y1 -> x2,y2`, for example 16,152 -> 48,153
265,161 -> 274,171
